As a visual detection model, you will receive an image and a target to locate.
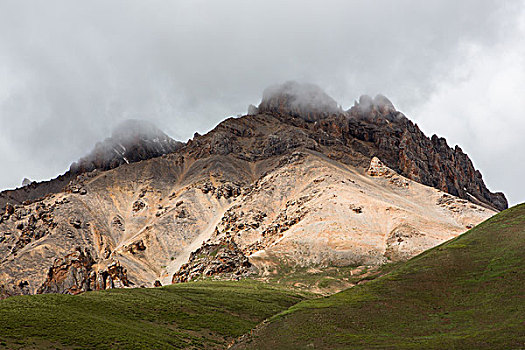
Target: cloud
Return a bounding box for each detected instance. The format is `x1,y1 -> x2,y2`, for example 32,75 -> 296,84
0,0 -> 523,204
259,81 -> 341,119
409,9 -> 525,205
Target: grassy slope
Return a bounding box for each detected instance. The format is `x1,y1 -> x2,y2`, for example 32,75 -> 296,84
0,280 -> 309,349
236,204 -> 525,349
255,262 -> 401,296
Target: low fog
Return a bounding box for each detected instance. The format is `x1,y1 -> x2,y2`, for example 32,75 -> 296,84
0,1 -> 524,204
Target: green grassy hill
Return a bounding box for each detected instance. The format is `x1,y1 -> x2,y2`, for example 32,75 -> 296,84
0,280 -> 309,349
234,204 -> 525,349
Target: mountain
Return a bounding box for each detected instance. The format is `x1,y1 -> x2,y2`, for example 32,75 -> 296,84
0,82 -> 505,298
233,203 -> 525,349
0,120 -> 182,209
69,119 -> 183,174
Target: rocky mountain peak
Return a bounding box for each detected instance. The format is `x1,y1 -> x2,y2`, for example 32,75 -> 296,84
257,81 -> 343,121
109,119 -> 173,144
69,119 -> 182,174
193,82 -> 507,211
348,94 -> 401,121
21,178 -> 33,187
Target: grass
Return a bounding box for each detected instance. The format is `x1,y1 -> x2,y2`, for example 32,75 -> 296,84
236,204 -> 525,349
256,255 -> 401,295
0,280 -> 310,349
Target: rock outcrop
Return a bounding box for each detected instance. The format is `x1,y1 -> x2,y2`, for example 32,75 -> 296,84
37,248 -> 129,295
367,157 -> 393,177
312,91 -> 505,210
231,82 -> 506,210
172,240 -> 253,283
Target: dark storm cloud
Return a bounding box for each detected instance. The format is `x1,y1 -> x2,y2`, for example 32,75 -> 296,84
0,0 -> 524,204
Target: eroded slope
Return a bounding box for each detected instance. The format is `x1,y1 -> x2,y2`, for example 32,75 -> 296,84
233,204 -> 525,349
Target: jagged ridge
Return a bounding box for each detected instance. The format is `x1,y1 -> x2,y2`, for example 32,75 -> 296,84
257,82 -> 506,210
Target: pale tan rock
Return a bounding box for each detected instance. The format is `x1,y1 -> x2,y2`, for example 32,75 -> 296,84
208,153 -> 494,274
0,149 -> 495,295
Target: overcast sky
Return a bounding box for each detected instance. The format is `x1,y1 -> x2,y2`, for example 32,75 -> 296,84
0,0 -> 524,205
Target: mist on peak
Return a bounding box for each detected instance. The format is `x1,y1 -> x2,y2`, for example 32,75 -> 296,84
69,119 -> 182,174
257,81 -> 342,121
255,81 -> 404,124
347,94 -> 403,121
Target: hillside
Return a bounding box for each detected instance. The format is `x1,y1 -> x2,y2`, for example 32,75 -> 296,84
0,280 -> 309,349
233,204 -> 525,349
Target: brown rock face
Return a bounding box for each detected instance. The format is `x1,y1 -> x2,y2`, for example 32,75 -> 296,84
0,280 -> 31,300
36,248 -> 129,295
172,240 -> 253,283
255,82 -> 505,210
299,91 -> 505,210
340,97 -> 507,211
